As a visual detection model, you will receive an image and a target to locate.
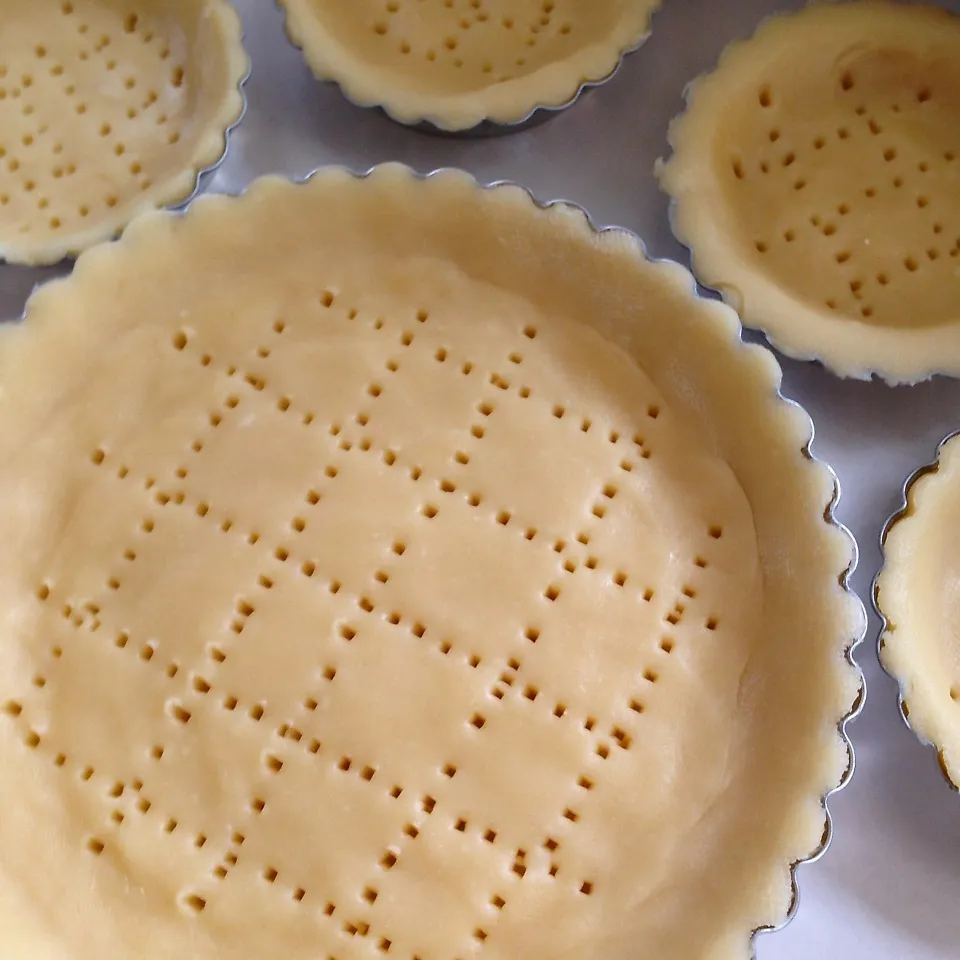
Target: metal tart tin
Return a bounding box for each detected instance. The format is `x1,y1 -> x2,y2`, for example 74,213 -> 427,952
875,429 -> 960,793
275,3 -> 659,139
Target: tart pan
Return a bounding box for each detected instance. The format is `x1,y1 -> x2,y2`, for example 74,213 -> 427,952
0,0 -> 249,265
0,164 -> 863,959
658,0 -> 960,383
276,0 -> 661,136
876,429 -> 960,792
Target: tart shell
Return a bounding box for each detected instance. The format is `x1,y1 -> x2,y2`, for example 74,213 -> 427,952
0,0 -> 249,266
876,430 -> 960,792
658,0 -> 960,384
0,164 -> 863,958
276,0 -> 660,133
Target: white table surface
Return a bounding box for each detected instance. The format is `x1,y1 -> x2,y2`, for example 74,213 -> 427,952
2,1 -> 959,957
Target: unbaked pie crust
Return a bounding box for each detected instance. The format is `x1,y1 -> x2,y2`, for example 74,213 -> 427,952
878,431 -> 960,790
277,0 -> 660,131
0,164 -> 861,959
658,0 -> 960,384
0,0 -> 247,266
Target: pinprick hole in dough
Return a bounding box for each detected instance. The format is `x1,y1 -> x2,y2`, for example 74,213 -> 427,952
170,704 -> 191,724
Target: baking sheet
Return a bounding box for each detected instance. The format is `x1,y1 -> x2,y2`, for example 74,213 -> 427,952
2,1 -> 959,956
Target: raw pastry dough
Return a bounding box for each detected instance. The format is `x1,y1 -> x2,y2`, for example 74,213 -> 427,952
0,165 -> 861,960
878,431 -> 960,789
659,0 -> 960,383
278,0 -> 660,130
0,0 -> 247,266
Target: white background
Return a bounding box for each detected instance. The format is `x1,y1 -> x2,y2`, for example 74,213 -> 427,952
1,1 -> 959,957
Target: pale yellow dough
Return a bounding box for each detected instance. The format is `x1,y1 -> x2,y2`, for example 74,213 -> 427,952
659,0 -> 960,384
878,432 -> 960,789
0,0 -> 247,266
277,0 -> 660,130
0,166 -> 861,959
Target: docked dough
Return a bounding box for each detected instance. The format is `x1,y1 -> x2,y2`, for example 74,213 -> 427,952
0,166 -> 860,959
660,0 -> 960,382
0,0 -> 246,265
278,0 -> 660,130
